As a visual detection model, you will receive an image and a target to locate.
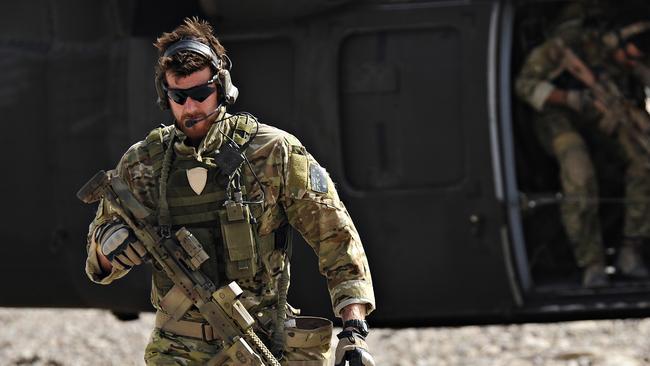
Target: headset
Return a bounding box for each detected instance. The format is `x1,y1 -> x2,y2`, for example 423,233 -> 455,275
154,38 -> 239,110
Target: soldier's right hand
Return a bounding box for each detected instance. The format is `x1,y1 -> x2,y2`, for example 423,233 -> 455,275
334,330 -> 376,366
95,221 -> 146,270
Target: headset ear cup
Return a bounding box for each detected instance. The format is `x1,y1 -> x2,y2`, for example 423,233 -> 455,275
155,72 -> 170,110
217,69 -> 238,105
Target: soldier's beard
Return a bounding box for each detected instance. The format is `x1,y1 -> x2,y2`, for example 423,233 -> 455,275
176,115 -> 199,138
182,113 -> 207,127
181,104 -> 223,129
176,109 -> 221,146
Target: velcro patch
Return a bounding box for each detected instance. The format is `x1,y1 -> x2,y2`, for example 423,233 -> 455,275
287,153 -> 308,197
309,164 -> 329,193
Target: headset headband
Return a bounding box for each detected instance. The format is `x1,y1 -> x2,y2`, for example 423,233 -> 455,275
163,38 -> 223,72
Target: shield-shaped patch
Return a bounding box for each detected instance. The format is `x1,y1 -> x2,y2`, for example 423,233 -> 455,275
186,167 -> 208,195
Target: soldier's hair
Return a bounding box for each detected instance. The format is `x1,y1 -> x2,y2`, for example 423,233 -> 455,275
154,17 -> 226,79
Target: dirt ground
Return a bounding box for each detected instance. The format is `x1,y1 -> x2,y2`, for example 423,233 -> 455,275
0,308 -> 649,366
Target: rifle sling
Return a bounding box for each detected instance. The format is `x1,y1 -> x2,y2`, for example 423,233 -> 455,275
111,176 -> 153,221
158,127 -> 177,233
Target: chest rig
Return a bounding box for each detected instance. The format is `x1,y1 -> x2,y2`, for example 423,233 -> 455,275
146,116 -> 273,307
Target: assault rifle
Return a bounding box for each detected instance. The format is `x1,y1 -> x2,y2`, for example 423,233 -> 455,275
560,46 -> 650,156
77,170 -> 280,366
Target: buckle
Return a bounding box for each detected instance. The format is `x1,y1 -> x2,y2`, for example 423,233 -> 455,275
201,323 -> 216,342
160,225 -> 171,239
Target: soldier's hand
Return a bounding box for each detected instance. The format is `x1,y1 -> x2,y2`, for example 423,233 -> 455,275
334,330 -> 376,366
565,89 -> 598,114
96,221 -> 146,270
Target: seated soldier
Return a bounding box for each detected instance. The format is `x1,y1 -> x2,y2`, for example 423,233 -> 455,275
515,15 -> 650,287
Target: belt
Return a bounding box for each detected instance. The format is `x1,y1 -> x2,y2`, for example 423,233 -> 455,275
155,311 -> 220,342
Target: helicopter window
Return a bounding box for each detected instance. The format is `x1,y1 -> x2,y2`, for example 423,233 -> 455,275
339,28 -> 463,191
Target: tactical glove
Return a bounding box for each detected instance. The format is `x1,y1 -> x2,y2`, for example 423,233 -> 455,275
334,330 -> 376,366
96,221 -> 146,270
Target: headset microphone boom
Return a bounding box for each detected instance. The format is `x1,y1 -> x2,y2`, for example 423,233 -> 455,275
184,104 -> 222,128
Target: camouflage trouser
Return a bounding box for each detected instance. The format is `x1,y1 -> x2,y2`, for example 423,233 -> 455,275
144,315 -> 332,366
534,107 -> 650,266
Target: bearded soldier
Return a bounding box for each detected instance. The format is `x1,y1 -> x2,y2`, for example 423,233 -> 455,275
516,10 -> 650,287
83,18 -> 375,365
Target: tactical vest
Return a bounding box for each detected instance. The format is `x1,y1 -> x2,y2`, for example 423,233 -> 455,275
144,119 -> 275,312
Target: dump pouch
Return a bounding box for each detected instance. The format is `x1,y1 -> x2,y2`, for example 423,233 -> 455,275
219,202 -> 257,279
283,315 -> 333,366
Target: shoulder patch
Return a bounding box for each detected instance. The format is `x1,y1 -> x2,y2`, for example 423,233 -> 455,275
309,164 -> 329,193
287,151 -> 309,198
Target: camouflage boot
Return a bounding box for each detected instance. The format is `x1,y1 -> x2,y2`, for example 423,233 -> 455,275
582,261 -> 609,288
616,238 -> 649,279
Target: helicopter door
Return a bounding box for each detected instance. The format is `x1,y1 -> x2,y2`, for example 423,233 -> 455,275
283,0 -> 521,324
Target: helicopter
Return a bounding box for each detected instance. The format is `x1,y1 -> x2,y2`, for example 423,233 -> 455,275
2,0 -> 650,327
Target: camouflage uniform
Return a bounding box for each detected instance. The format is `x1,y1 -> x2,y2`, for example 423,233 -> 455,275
85,112 -> 375,365
515,25 -> 650,267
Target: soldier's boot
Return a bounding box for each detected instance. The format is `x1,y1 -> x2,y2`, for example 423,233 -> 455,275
616,238 -> 649,279
582,261 -> 610,288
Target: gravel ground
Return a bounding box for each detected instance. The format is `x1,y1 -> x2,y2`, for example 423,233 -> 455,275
0,308 -> 649,366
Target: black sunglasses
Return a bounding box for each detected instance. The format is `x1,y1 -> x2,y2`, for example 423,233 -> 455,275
165,75 -> 218,105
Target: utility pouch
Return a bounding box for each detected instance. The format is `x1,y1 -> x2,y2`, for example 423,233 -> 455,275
284,315 -> 333,366
219,202 -> 257,279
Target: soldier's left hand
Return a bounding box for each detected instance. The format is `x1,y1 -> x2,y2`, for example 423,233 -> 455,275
334,330 -> 376,366
566,89 -> 596,113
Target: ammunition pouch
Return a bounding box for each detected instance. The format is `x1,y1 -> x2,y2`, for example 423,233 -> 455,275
219,202 -> 258,279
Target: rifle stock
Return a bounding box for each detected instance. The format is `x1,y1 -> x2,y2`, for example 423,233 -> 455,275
77,170 -> 280,366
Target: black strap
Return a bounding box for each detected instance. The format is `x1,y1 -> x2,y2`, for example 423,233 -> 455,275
157,127 -> 177,237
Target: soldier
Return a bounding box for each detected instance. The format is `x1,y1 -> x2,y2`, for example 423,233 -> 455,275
83,18 -> 376,365
515,11 -> 650,288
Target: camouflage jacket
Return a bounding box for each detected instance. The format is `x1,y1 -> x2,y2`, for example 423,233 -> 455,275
85,112 -> 375,318
515,25 -> 629,112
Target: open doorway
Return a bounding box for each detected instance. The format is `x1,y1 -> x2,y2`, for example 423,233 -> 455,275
511,0 -> 650,296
